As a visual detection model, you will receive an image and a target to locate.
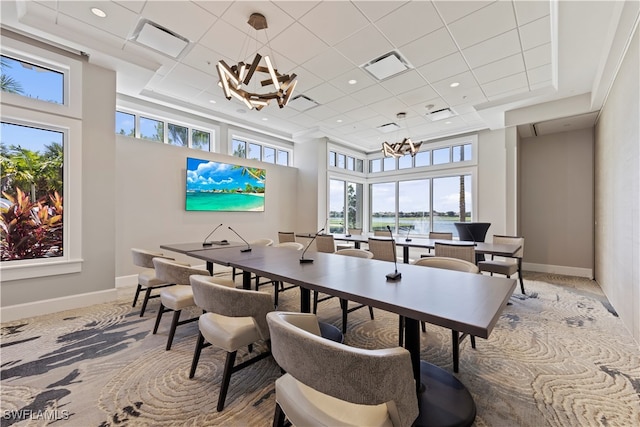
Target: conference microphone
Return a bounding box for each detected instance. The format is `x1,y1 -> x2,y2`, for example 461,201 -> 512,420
300,227 -> 325,264
405,227 -> 412,242
202,223 -> 223,247
385,225 -> 402,280
228,227 -> 252,252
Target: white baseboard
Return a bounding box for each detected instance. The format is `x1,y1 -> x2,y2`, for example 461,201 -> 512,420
523,262 -> 593,279
116,274 -> 138,288
0,288 -> 119,323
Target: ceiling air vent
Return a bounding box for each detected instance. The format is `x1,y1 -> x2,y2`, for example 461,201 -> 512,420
288,95 -> 319,112
376,122 -> 401,133
426,107 -> 456,121
362,51 -> 412,81
131,19 -> 190,59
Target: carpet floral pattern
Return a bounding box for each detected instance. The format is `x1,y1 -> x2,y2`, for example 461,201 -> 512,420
1,275 -> 639,426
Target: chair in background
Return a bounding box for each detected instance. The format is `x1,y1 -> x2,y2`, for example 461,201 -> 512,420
232,238 -> 273,282
408,256 -> 480,372
130,248 -> 175,317
276,241 -> 304,250
478,235 -> 526,294
315,234 -> 335,253
434,241 -> 476,264
368,237 -> 397,262
152,258 -> 233,350
374,229 -> 392,237
278,232 -> 296,243
420,232 -> 454,258
336,228 -> 362,250
267,312 -> 418,427
454,222 -> 491,263
313,248 -> 375,333
189,275 -> 273,411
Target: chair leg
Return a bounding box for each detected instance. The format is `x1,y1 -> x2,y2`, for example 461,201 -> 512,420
153,303 -> 166,334
471,335 -> 476,349
166,310 -> 182,351
273,402 -> 286,427
273,283 -> 279,309
132,284 -> 143,307
189,332 -> 206,379
368,306 -> 374,320
139,287 -> 153,317
518,259 -> 525,294
398,316 -> 404,347
217,351 -> 237,412
313,291 -> 319,314
452,330 -> 460,373
340,299 -> 348,334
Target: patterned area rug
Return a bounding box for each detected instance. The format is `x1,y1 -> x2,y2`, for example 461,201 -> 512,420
1,275 -> 639,426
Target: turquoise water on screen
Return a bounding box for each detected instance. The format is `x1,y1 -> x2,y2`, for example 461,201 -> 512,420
186,192 -> 264,211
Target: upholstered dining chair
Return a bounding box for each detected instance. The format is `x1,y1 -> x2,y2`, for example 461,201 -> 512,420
315,234 -> 336,253
434,241 -> 476,264
336,228 -> 362,250
420,232 -> 454,258
368,237 -> 397,262
478,235 -> 525,294
313,248 -> 375,333
374,229 -> 393,237
267,311 -> 419,427
277,231 -> 296,243
189,275 -> 273,411
405,256 -> 480,372
152,258 -> 233,350
130,248 -> 175,317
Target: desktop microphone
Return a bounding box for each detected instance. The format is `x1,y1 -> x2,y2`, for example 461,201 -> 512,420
228,227 -> 252,252
385,225 -> 402,280
300,227 -> 325,264
405,227 -> 412,242
202,223 -> 223,247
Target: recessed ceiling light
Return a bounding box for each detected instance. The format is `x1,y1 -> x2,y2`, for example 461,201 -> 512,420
209,100 -> 216,104
449,82 -> 460,88
444,121 -> 452,124
262,117 -> 268,121
91,7 -> 107,18
348,79 -> 357,85
336,119 -> 343,123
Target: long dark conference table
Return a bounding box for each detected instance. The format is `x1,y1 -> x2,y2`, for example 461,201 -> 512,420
161,242 -> 516,427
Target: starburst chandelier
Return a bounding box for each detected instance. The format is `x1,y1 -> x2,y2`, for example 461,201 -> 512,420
381,112 -> 422,158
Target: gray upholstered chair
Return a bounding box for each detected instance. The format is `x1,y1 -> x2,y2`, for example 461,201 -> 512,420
315,234 -> 336,253
313,248 -> 375,333
130,248 -> 175,317
408,256 -> 481,372
152,258 -> 233,350
478,235 -> 525,294
189,275 -> 273,411
374,229 -> 392,237
434,241 -> 476,264
420,231 -> 454,257
277,231 -> 296,243
368,237 -> 397,262
267,312 -> 418,427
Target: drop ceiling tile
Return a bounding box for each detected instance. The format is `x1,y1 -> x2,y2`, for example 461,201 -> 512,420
334,25 -> 395,66
375,2 -> 444,47
194,1 -> 233,18
513,1 -> 550,25
115,1 -> 146,14
274,1 -> 321,20
269,22 -> 329,66
523,43 -> 551,69
431,73 -> 487,106
181,44 -> 220,75
527,64 -> 552,84
396,86 -> 440,108
162,63 -> 214,91
418,52 -> 470,84
351,84 -> 394,105
448,1 -> 517,49
325,95 -> 363,114
304,83 -> 344,105
300,49 -> 354,81
433,1 -> 493,24
530,80 -> 553,91
200,19 -> 261,62
328,68 -> 377,94
342,106 -> 380,121
399,28 -> 459,69
519,16 -> 551,50
462,29 -> 522,68
299,1 -> 369,46
352,1 -> 407,22
301,104 -> 338,120
486,85 -> 530,101
288,67 -> 323,93
481,72 -> 528,97
220,1 -> 295,41
380,70 -> 429,95
473,53 -> 525,84
368,97 -> 410,118
57,1 -> 139,39
359,114 -> 394,129
140,1 -> 217,42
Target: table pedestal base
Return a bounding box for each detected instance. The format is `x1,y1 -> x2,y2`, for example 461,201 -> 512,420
415,361 -> 476,427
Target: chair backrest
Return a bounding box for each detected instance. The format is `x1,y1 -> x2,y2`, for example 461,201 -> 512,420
367,238 -> 396,262
347,228 -> 362,235
152,258 -> 209,285
428,232 -> 453,240
191,275 -> 273,340
276,241 -> 305,250
374,229 -> 392,237
492,235 -> 524,258
315,235 -> 335,253
131,248 -> 173,269
278,232 -> 296,243
250,238 -> 274,247
335,248 -> 373,259
267,312 -> 418,427
412,256 -> 479,273
434,242 -> 476,264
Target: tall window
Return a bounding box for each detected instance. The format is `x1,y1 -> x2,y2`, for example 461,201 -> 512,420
232,136 -> 291,166
329,179 -> 363,233
1,55 -> 64,104
399,179 -> 430,236
370,182 -> 396,233
432,175 -> 472,235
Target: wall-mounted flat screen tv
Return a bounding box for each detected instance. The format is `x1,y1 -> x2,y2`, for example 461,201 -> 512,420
186,157 -> 265,212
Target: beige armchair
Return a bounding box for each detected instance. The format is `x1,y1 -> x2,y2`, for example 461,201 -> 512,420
478,235 -> 526,294
277,231 -> 296,243
434,241 -> 476,264
420,232 -> 454,257
189,275 -> 273,411
267,311 -> 418,427
315,234 -> 336,253
368,237 -> 397,262
130,248 -> 175,317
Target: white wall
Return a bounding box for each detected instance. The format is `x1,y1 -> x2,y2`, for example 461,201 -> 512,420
594,25 -> 639,342
477,128 -> 509,237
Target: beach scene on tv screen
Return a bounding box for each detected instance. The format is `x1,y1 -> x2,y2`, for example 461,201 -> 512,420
186,158 -> 265,211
